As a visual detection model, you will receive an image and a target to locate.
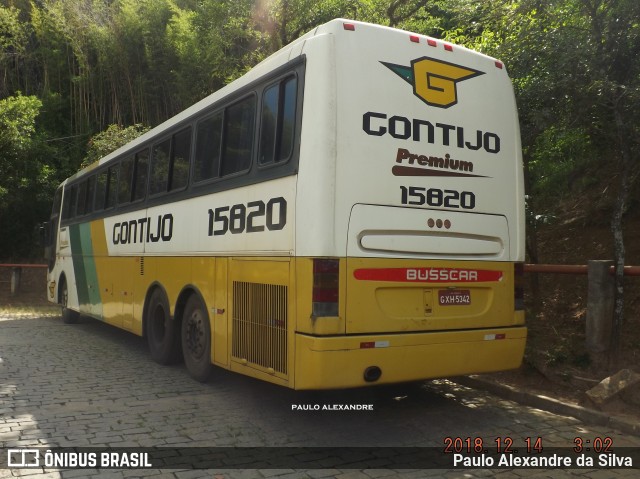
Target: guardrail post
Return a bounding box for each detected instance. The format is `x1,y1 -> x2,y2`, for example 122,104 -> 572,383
585,260 -> 615,353
10,267 -> 22,296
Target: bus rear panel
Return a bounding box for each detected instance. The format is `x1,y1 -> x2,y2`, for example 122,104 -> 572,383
291,20 -> 525,389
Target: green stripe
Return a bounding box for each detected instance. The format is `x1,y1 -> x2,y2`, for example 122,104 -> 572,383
69,224 -> 90,307
79,222 -> 102,306
69,223 -> 102,308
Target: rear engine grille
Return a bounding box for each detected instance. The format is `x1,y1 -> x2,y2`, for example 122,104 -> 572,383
232,282 -> 288,376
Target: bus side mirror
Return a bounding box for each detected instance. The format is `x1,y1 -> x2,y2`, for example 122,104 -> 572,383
38,221 -> 47,245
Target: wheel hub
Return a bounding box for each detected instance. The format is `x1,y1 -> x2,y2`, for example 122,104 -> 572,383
186,311 -> 205,358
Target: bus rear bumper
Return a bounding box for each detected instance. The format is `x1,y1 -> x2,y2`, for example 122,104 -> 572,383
293,326 -> 527,390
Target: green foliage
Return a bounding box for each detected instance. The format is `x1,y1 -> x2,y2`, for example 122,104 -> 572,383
83,124 -> 150,169
0,93 -> 49,205
0,5 -> 28,55
0,0 -> 639,261
528,126 -> 592,204
0,93 -> 59,258
0,92 -> 41,157
0,5 -> 30,95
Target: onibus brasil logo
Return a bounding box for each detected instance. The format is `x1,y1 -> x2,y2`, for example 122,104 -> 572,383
382,56 -> 484,108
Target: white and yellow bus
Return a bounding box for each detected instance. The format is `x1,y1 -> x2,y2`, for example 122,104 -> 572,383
45,19 -> 526,389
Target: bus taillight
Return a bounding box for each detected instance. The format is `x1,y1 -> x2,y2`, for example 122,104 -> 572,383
514,262 -> 525,311
312,259 -> 339,317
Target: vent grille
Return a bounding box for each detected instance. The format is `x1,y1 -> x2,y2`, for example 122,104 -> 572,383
139,256 -> 145,276
232,282 -> 288,376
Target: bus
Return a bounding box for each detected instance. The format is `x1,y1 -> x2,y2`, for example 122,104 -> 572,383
45,19 -> 526,390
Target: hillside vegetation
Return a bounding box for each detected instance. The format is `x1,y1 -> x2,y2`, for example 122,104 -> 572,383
1,0 -> 639,360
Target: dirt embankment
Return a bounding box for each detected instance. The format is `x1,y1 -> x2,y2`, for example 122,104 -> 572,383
494,183 -> 640,414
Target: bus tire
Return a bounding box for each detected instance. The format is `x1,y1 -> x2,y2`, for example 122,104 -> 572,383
60,277 -> 79,324
181,294 -> 213,382
146,288 -> 181,365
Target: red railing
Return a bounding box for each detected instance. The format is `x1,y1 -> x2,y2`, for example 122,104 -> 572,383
0,263 -> 47,269
3,263 -> 639,298
525,264 -> 640,276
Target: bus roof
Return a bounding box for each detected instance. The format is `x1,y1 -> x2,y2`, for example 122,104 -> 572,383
66,18 -> 504,184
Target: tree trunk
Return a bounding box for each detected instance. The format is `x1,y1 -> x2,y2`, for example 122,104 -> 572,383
609,101 -> 631,368
522,153 -> 540,313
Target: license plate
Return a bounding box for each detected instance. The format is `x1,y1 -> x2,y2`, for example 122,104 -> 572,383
439,289 -> 471,306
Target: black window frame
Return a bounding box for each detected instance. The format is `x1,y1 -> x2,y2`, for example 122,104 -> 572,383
59,55 -> 305,227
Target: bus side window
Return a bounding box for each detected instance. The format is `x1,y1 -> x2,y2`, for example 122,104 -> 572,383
279,77 -> 297,162
259,76 -> 297,166
52,187 -> 63,218
76,181 -> 88,216
194,112 -> 222,183
170,128 -> 191,191
133,148 -> 149,201
95,170 -> 107,211
46,186 -> 63,261
221,95 -> 255,177
85,175 -> 96,215
118,156 -> 135,204
150,139 -> 171,195
62,184 -> 78,221
83,175 -> 96,215
106,164 -> 118,209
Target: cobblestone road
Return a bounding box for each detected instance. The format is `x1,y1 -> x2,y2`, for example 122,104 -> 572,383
1,312 -> 640,478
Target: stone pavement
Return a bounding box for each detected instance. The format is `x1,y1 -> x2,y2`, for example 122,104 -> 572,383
1,311 -> 640,478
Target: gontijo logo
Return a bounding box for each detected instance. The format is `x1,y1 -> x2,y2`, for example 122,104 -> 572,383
382,57 -> 484,108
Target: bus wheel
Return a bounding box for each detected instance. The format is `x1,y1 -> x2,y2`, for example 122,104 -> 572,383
146,288 -> 181,365
60,278 -> 79,324
181,295 -> 212,382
